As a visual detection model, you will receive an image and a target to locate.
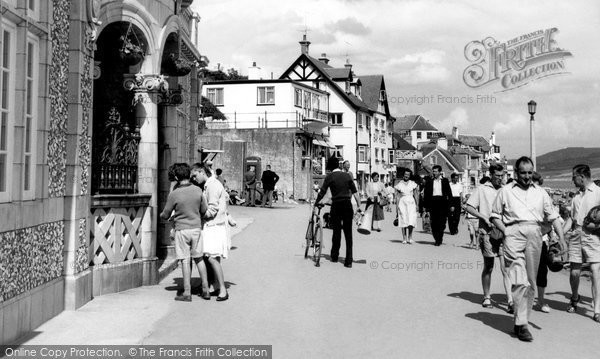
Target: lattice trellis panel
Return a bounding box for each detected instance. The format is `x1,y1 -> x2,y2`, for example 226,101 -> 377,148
90,206 -> 145,265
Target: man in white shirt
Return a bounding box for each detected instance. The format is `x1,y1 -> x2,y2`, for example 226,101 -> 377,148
491,156 -> 565,342
567,164 -> 600,323
448,173 -> 464,235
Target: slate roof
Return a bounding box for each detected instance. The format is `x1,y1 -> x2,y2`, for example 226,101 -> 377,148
421,143 -> 463,172
324,67 -> 351,80
458,134 -> 490,150
359,75 -> 383,113
394,115 -> 439,132
392,133 -> 416,150
450,146 -> 482,157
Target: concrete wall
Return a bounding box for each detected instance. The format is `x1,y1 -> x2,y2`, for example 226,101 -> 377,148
198,128 -> 313,200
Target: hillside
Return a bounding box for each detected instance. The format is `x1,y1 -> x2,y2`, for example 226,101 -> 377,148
536,147 -> 600,176
510,147 -> 600,177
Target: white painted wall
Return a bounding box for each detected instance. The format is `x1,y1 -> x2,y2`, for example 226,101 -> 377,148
202,82 -> 327,134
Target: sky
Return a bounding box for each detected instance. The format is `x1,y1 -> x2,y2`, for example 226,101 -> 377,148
192,0 -> 600,158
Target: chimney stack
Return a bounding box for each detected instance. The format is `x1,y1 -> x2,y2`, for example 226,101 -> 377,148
318,53 -> 329,65
437,136 -> 448,151
344,58 -> 352,69
299,34 -> 311,55
248,62 -> 261,80
490,131 -> 496,146
452,126 -> 459,140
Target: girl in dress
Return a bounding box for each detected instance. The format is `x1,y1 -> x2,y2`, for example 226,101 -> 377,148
191,162 -> 231,301
366,172 -> 385,232
395,169 -> 419,244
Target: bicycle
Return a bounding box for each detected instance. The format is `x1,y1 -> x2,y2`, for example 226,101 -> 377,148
305,203 -> 325,267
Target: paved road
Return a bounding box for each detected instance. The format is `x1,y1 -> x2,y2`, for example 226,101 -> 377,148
22,204 -> 600,358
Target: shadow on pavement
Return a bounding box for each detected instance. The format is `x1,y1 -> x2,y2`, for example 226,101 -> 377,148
547,291 -> 594,317
465,312 -> 514,336
415,240 -> 435,246
447,291 -> 509,311
165,278 -> 237,296
321,254 -> 367,265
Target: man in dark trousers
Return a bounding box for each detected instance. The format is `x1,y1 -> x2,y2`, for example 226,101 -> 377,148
261,165 -> 280,207
448,173 -> 464,235
314,157 -> 363,268
423,165 -> 453,246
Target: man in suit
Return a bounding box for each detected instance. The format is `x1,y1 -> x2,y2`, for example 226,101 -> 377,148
423,165 -> 453,246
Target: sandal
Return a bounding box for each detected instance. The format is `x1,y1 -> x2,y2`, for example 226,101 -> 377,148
482,297 -> 493,308
566,295 -> 580,313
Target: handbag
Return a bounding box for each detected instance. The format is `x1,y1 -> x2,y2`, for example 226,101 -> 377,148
422,212 -> 431,232
378,195 -> 388,207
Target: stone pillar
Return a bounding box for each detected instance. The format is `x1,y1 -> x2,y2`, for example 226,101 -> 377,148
62,0 -> 99,310
156,87 -> 183,260
123,74 -> 169,284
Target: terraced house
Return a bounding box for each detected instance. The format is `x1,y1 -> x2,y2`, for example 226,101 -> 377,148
280,35 -> 394,191
1,0 -> 206,343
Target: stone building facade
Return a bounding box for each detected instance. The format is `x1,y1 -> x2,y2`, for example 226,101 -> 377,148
1,0 -> 204,343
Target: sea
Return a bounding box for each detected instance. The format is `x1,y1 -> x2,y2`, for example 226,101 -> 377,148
543,178 -> 575,191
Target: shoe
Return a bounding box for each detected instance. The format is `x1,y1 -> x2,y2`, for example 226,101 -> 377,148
200,290 -> 211,300
593,313 -> 600,323
514,325 -> 533,342
482,297 -> 493,308
567,295 -> 580,313
330,256 -> 338,263
402,240 -> 407,244
376,229 -> 381,232
540,304 -> 550,313
175,295 -> 192,302
507,302 -> 514,314
216,293 -> 229,301
408,240 -> 413,245
344,262 -> 352,268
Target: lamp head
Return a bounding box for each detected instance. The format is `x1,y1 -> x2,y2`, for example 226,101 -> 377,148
528,100 -> 537,116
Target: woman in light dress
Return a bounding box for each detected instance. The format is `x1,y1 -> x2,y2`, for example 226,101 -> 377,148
191,162 -> 232,301
365,172 -> 385,232
395,169 -> 419,244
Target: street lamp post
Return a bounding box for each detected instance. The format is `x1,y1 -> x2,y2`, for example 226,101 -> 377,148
528,100 -> 537,170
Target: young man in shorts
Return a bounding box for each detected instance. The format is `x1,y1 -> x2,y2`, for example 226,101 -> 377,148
567,164 -> 600,322
466,165 -> 513,312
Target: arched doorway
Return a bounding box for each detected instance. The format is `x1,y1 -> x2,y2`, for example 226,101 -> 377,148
92,21 -> 149,194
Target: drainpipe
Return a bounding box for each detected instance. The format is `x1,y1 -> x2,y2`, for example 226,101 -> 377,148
368,113 -> 372,177
355,111 -> 359,188
292,135 -> 295,197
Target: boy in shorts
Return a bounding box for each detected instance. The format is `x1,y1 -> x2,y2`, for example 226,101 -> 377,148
160,163 -> 208,302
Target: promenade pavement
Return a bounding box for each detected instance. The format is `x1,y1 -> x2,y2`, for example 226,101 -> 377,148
20,203 -> 600,358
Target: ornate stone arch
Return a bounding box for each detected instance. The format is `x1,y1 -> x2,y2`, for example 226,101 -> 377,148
97,1 -> 159,73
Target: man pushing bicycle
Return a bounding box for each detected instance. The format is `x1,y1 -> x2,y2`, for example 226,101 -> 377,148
313,157 -> 363,268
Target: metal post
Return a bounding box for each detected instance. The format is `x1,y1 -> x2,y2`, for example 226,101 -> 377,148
530,114 -> 536,170
234,111 -> 237,128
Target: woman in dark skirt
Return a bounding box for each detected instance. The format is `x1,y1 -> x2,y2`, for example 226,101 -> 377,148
366,172 -> 385,232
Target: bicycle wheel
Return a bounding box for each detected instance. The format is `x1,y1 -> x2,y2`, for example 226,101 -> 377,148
304,218 -> 314,259
314,223 -> 323,267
